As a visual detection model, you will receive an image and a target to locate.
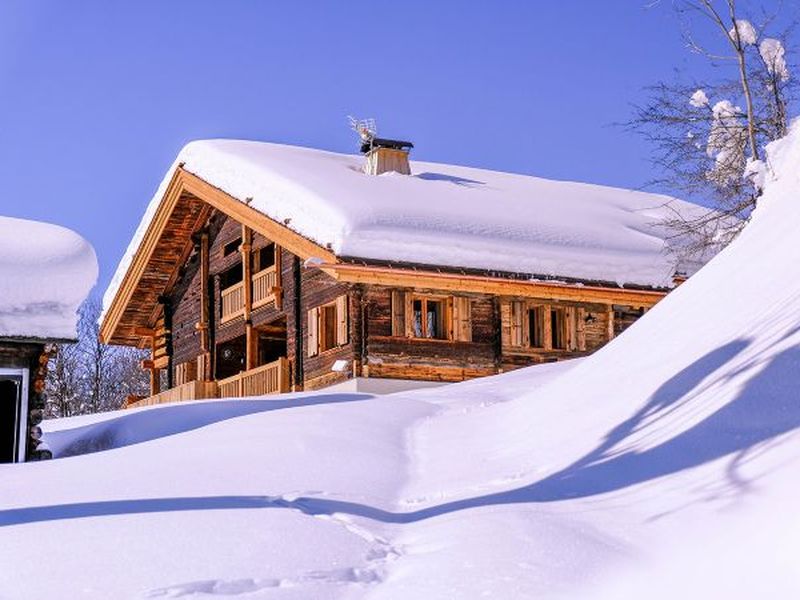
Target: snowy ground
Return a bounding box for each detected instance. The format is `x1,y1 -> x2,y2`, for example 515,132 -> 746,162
4,126 -> 800,598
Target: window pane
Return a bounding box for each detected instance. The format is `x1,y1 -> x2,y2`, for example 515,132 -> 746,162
427,301 -> 441,339
413,300 -> 423,337
322,305 -> 337,351
529,308 -> 541,348
551,309 -> 564,349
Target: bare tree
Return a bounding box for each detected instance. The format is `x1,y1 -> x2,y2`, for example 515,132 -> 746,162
44,342 -> 82,418
628,0 -> 796,252
44,298 -> 150,418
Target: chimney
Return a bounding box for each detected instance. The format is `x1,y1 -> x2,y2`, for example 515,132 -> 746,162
361,137 -> 413,176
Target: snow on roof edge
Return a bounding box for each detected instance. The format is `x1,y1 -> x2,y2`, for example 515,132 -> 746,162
102,139 -> 718,323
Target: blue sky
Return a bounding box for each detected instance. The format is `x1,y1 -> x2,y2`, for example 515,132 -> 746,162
0,1 -> 787,292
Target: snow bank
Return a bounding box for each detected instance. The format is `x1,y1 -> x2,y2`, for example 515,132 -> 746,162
104,140 -> 713,314
0,216 -> 97,340
384,119 -> 800,597
7,122 -> 800,596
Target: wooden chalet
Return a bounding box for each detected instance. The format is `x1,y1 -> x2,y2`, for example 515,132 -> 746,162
101,138 -> 699,407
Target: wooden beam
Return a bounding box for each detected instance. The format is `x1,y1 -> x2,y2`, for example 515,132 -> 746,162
199,231 -> 210,380
320,263 -> 667,308
242,225 -> 257,371
132,327 -> 155,337
607,305 -> 615,341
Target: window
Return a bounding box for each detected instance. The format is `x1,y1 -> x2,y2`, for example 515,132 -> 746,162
219,262 -> 243,290
223,238 -> 241,257
502,300 -> 579,352
551,308 -> 566,349
321,304 -> 337,352
528,307 -> 544,348
391,291 -> 470,342
412,298 -> 445,339
252,243 -> 275,272
307,296 -> 349,357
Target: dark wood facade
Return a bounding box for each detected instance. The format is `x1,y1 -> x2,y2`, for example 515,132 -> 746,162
101,168 -> 667,407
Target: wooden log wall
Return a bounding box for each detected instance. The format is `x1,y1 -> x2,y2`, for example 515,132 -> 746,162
299,262 -> 354,390
359,287 -> 497,382
161,210 -> 653,392
168,212 -> 290,384
0,341 -> 51,461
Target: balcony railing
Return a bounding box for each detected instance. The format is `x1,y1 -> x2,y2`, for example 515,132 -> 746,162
252,266 -> 277,308
221,282 -> 245,322
126,357 -> 290,409
125,380 -> 218,409
217,357 -> 290,398
220,266 -> 278,323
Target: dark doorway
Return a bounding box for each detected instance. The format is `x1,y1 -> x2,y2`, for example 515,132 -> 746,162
257,317 -> 288,365
0,376 -> 22,463
215,336 -> 246,380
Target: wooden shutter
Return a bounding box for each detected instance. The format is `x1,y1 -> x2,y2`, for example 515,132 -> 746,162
510,300 -> 526,347
175,362 -> 186,386
566,307 -> 577,351
542,304 -> 553,350
404,292 -> 414,337
391,290 -> 406,337
500,301 -> 511,346
307,307 -> 320,357
576,307 -> 587,351
501,300 -> 526,347
336,295 -> 349,346
452,296 -> 473,342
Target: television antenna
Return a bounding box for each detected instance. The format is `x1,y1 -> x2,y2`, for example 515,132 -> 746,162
348,116 -> 377,147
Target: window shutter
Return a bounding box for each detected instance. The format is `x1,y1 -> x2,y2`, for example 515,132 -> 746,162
542,304 -> 553,350
175,362 -> 185,386
500,301 -> 512,347
336,295 -> 349,346
391,290 -> 406,337
566,307 -> 577,351
576,307 -> 587,351
307,307 -> 319,357
404,292 -> 414,337
510,300 -> 525,347
452,296 -> 473,342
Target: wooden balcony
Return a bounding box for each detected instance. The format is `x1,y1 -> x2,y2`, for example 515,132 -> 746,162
252,266 -> 278,308
126,357 -> 290,409
220,266 -> 279,323
126,379 -> 218,409
217,357 -> 290,398
221,282 -> 245,322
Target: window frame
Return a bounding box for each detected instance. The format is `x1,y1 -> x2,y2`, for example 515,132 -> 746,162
307,295 -> 349,357
410,294 -> 450,340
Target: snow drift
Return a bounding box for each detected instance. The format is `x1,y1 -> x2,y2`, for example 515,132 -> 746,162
3,122 -> 800,598
0,216 -> 97,340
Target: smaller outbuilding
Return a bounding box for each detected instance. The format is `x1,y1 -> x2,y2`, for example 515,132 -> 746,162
0,216 -> 97,463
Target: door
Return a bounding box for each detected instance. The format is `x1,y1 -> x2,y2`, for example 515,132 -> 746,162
0,374 -> 23,463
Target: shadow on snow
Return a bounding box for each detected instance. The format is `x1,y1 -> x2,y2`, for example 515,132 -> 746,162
50,393 -> 372,458
5,340 -> 800,527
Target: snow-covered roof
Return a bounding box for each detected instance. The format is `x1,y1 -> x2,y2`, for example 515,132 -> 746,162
105,140 -> 712,312
0,216 -> 97,341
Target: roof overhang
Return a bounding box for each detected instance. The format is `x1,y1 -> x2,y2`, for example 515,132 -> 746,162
100,167 -> 336,346
320,263 -> 666,307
